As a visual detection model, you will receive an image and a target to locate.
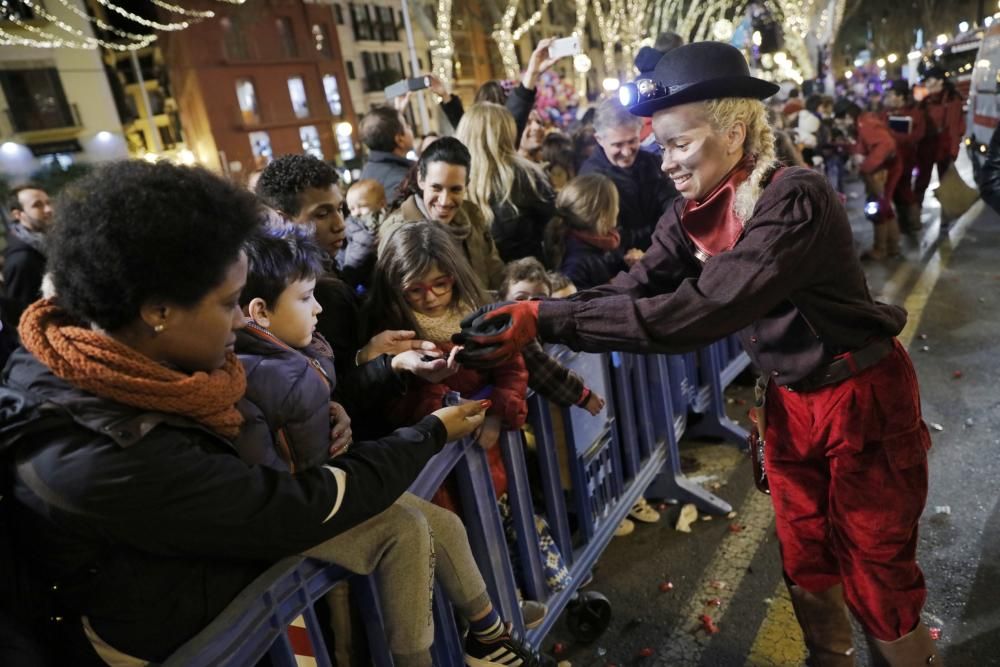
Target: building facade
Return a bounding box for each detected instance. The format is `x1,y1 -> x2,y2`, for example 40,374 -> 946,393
0,0 -> 129,184
165,0 -> 358,178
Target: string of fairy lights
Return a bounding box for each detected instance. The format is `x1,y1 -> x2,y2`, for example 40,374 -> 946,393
0,0 -> 847,92
0,0 -> 246,50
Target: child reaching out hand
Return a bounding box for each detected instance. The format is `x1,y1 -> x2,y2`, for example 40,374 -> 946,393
234,227 -> 550,667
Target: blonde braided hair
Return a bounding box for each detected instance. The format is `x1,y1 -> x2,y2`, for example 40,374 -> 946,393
700,98 -> 778,223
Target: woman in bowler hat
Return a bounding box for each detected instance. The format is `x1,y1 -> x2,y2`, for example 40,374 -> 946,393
454,41 -> 938,666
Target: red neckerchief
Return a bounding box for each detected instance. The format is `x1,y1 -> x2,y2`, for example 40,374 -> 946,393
680,155 -> 754,260
568,228 -> 621,251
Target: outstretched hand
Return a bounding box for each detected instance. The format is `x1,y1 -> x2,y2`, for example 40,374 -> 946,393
452,300 -> 541,368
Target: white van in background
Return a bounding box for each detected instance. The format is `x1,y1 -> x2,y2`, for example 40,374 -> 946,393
967,23 -> 1000,178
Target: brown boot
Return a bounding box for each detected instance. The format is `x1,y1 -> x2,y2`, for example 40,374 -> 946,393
867,622 -> 941,666
788,584 -> 857,666
861,223 -> 888,261
885,217 -> 902,257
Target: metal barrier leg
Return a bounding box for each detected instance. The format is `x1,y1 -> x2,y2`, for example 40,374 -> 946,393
350,574 -> 394,667
527,394 -> 575,567
430,581 -> 465,665
501,430 -> 549,601
453,444 -> 526,639
643,355 -> 733,515
608,352 -> 641,481
685,343 -> 750,445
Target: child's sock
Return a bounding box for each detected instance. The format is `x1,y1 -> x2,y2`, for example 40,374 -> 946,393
468,607 -> 505,643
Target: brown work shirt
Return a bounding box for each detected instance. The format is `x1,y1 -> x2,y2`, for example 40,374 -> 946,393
537,167 -> 906,385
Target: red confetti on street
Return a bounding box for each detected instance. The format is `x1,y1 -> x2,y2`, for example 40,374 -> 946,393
706,597 -> 722,607
638,647 -> 654,658
930,627 -> 942,641
699,614 -> 720,634
953,370 -> 963,379
552,641 -> 565,655
728,523 -> 743,533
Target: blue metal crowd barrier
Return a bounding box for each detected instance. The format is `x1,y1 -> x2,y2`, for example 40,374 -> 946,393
162,335 -> 752,666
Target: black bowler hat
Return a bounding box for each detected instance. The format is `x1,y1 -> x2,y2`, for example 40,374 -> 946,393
621,41 -> 780,117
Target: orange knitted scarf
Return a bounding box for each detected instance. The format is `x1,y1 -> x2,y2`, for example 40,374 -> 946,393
18,299 -> 246,440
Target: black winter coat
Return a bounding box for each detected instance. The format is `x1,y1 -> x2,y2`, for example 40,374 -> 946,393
1,348 -> 445,662
559,235 -> 627,290
578,148 -> 677,253
2,232 -> 46,326
490,169 -> 555,263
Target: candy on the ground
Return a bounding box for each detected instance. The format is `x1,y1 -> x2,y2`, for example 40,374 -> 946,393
596,647 -> 607,656
638,647 -> 654,658
929,422 -> 944,432
726,511 -> 737,519
953,370 -> 963,379
706,597 -> 722,607
728,523 -> 743,533
935,506 -> 951,515
919,334 -> 927,340
929,627 -> 942,641
659,581 -> 674,592
699,614 -> 720,634
710,580 -> 727,589
675,503 -> 698,533
921,345 -> 930,351
552,642 -> 566,655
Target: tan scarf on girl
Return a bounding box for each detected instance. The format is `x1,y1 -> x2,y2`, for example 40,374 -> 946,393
18,299 -> 246,439
412,305 -> 471,345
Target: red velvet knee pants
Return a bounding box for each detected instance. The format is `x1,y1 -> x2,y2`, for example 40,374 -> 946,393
764,340 -> 931,641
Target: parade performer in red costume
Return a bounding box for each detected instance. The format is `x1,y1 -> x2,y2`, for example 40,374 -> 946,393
455,42 -> 939,667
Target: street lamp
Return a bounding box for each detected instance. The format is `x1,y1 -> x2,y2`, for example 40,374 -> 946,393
602,78 -> 620,92
936,33 -> 948,45
876,58 -> 886,68
887,53 -> 898,64
844,70 -> 853,79
959,21 -> 970,32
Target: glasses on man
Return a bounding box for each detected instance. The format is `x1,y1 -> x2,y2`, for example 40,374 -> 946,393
403,275 -> 455,301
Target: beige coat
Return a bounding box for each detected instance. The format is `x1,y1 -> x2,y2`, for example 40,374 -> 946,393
378,194 -> 506,291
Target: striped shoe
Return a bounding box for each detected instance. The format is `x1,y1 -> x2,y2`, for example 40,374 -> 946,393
464,624 -> 554,666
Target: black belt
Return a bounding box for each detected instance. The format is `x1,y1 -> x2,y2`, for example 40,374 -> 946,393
785,338 -> 894,393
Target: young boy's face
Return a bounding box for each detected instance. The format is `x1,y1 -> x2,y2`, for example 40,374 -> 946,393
347,186 -> 386,218
258,277 -> 322,348
504,279 -> 550,302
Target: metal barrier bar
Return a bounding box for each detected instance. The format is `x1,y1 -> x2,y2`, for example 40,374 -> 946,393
165,337 -> 751,664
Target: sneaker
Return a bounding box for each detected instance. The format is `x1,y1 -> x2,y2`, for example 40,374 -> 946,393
614,518 -> 635,537
464,624 -> 554,666
520,600 -> 547,630
629,497 -> 661,523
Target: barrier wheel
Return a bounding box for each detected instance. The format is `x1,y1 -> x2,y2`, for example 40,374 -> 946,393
565,590 -> 611,642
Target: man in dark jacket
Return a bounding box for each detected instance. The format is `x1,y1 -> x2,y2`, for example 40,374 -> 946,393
2,185 -> 53,326
358,106 -> 415,201
579,99 -> 677,259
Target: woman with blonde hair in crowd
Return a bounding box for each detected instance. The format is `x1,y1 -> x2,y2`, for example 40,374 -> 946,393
456,102 -> 555,263
545,174 -> 625,290
456,42 -> 938,667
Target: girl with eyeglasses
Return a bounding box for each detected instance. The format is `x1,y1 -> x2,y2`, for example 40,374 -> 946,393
365,221 -> 528,508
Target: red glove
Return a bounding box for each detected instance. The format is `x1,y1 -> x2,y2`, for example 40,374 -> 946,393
452,300 -> 540,368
